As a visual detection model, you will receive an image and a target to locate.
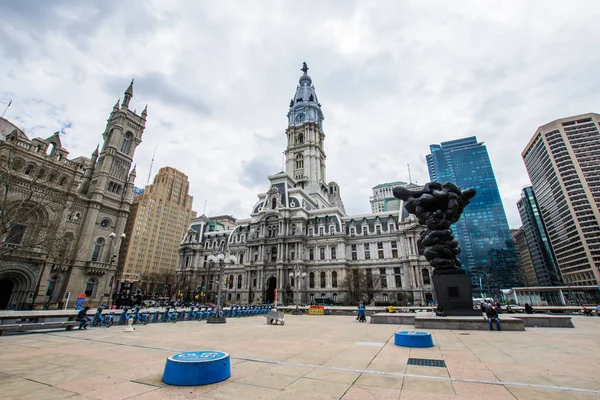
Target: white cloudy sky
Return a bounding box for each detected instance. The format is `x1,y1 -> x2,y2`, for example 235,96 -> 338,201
2,1 -> 600,228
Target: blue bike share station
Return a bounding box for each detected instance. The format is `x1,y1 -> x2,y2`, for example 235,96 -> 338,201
394,330 -> 434,348
162,351 -> 231,386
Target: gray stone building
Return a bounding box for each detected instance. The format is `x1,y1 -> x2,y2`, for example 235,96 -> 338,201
178,65 -> 432,306
0,81 -> 145,309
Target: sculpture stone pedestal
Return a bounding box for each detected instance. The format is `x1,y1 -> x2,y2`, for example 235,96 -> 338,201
432,272 -> 480,316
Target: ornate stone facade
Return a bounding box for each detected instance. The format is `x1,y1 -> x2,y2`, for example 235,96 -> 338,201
178,65 -> 432,305
0,81 -> 145,309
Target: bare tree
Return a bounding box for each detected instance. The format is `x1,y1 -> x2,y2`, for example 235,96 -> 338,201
0,140 -> 70,258
340,269 -> 369,305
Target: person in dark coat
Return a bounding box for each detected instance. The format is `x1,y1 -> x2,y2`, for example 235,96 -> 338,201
77,307 -> 91,330
524,303 -> 534,314
486,306 -> 501,331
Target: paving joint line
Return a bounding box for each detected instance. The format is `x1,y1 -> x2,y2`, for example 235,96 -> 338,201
44,333 -> 600,395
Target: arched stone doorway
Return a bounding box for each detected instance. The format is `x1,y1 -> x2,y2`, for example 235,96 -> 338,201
265,276 -> 276,304
0,266 -> 38,310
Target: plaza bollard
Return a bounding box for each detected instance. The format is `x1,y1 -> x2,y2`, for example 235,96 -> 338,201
394,331 -> 434,348
162,351 -> 231,386
123,317 -> 135,332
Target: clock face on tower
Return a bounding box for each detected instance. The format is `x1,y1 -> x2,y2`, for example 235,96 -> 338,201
295,113 -> 305,124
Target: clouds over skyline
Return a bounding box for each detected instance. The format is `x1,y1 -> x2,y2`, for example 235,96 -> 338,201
2,1 -> 600,226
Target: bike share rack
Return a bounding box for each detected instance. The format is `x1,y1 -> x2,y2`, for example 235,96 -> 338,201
86,306 -> 271,329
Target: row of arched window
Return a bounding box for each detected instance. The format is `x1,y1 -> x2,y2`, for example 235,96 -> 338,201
308,271 -> 338,288
46,276 -> 97,298
10,159 -> 70,186
107,181 -> 123,194
227,274 -> 243,289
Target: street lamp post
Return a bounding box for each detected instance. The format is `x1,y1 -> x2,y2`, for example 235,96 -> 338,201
207,245 -> 236,324
289,265 -> 306,315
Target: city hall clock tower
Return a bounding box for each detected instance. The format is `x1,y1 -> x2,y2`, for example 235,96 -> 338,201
284,63 -> 329,204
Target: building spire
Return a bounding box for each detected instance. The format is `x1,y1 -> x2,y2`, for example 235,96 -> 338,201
122,79 -> 134,108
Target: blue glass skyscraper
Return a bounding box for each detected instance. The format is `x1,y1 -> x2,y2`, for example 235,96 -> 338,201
517,186 -> 562,286
426,137 -> 523,294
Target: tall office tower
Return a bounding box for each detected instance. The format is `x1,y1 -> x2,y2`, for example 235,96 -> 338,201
517,186 -> 562,286
522,113 -> 600,286
426,137 -> 523,293
119,166 -> 196,289
511,228 -> 538,286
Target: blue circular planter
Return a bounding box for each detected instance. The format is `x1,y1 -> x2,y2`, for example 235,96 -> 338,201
394,331 -> 434,348
162,351 -> 230,386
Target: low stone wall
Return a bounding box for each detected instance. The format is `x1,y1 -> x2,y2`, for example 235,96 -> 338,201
370,313 -> 416,325
414,315 -> 525,331
511,314 -> 574,328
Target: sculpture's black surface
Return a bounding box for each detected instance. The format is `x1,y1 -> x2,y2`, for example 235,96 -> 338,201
393,182 -> 476,275
394,181 -> 478,316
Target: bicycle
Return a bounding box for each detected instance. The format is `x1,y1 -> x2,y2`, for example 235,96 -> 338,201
133,307 -> 150,325
91,306 -> 114,328
161,307 -> 179,323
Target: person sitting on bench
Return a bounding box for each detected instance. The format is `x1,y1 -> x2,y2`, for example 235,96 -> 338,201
486,305 -> 501,331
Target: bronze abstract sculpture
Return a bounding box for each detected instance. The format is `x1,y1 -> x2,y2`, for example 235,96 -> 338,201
393,182 -> 476,274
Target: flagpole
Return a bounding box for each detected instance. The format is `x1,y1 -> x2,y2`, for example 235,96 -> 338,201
1,100 -> 12,118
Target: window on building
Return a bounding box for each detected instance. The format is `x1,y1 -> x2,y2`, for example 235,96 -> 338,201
91,238 -> 105,262
391,241 -> 398,258
228,274 -> 234,289
363,226 -> 368,236
121,132 -> 133,153
270,246 -> 277,262
309,248 -> 314,260
5,223 -> 26,245
24,164 -> 34,176
380,268 -> 387,288
291,251 -> 295,260
237,274 -> 242,289
389,224 -> 395,232
320,272 -> 326,288
351,227 -> 356,236
351,244 -> 357,260
319,227 -> 324,236
332,271 -> 338,288
366,269 -> 373,287
309,272 -> 315,288
377,242 -> 384,259
331,247 -> 336,259
422,269 -> 431,285
296,153 -> 304,169
364,243 -> 370,260
239,253 -> 244,264
382,293 -> 389,302
332,293 -> 337,302
84,278 -> 96,297
395,269 -> 402,288
46,275 -> 57,296
319,247 -> 325,260
253,278 -> 257,287
376,226 -> 381,235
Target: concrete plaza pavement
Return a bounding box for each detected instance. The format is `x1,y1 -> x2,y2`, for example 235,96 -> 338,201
0,314 -> 599,399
